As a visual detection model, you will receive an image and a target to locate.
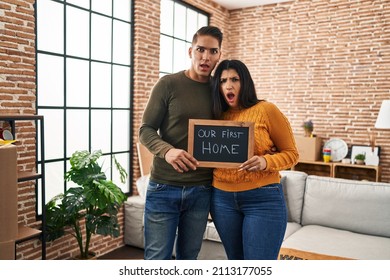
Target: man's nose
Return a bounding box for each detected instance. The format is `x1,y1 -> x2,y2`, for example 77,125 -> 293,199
201,50 -> 210,60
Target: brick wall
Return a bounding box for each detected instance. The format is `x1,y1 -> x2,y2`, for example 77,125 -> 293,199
1,0 -> 389,259
0,0 -> 40,259
225,0 -> 390,182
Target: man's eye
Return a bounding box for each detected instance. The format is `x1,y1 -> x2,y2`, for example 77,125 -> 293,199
196,47 -> 205,52
211,49 -> 219,54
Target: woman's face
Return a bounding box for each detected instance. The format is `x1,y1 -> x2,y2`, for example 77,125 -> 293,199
219,68 -> 241,109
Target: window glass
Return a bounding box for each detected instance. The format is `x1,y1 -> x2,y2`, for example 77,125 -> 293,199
91,0 -> 112,16
91,110 -> 111,153
43,161 -> 65,203
91,14 -> 112,62
40,109 -> 64,160
113,65 -> 130,108
174,3 -> 186,38
159,35 -> 173,74
112,153 -> 130,193
160,0 -> 208,75
66,58 -> 89,107
36,0 -> 133,199
66,6 -> 89,58
173,39 -> 187,73
114,0 -> 131,21
37,54 -> 64,107
113,20 -> 131,65
113,110 -> 130,152
66,109 -> 89,157
67,0 -> 89,9
161,0 -> 173,35
36,0 -> 64,53
186,9 -> 198,42
91,62 -> 111,108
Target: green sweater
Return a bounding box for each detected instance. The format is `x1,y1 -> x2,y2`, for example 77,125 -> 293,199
139,71 -> 214,186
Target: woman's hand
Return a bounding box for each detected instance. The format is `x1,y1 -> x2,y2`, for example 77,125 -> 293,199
238,155 -> 267,172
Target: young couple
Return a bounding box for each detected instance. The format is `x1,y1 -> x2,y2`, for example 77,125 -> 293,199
139,26 -> 298,260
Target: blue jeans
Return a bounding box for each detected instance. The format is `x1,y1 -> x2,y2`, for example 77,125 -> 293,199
210,183 -> 287,260
144,181 -> 212,260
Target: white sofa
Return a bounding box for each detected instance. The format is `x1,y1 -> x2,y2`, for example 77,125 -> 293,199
124,170 -> 390,260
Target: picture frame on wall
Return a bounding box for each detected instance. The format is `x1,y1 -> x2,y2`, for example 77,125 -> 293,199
350,145 -> 381,166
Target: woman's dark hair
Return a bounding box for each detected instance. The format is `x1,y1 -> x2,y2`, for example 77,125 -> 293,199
212,59 -> 260,118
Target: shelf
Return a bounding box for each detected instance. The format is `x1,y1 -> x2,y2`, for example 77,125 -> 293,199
292,160 -> 333,177
18,171 -> 42,182
16,225 -> 41,243
333,163 -> 381,182
0,115 -> 46,259
292,160 -> 381,182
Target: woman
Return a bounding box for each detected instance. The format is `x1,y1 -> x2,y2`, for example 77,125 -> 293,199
210,59 -> 299,260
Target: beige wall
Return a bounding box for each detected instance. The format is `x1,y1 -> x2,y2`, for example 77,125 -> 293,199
1,0 -> 389,259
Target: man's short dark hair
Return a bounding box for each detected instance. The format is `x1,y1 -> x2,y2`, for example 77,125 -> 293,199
192,26 -> 223,48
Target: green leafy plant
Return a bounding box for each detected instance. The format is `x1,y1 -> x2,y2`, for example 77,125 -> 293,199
302,120 -> 314,131
354,153 -> 366,161
45,150 -> 127,259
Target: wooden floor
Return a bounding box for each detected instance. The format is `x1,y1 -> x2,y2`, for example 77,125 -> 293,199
98,245 -> 144,260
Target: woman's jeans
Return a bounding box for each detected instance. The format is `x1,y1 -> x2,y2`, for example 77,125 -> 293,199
144,181 -> 212,260
211,183 -> 287,260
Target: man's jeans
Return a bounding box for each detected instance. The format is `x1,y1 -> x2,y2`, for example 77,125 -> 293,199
144,181 -> 212,260
211,183 -> 287,260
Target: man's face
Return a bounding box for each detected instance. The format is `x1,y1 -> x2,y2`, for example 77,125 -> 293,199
188,35 -> 221,82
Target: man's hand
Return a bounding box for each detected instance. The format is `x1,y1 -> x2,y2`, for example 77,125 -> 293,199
165,148 -> 199,173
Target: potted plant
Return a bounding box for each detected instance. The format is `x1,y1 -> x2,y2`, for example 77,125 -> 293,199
354,153 -> 366,165
45,150 -> 127,259
302,120 -> 314,137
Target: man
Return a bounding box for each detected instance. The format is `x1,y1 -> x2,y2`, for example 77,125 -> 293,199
139,26 -> 223,260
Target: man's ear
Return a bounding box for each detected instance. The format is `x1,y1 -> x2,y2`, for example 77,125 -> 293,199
188,47 -> 192,58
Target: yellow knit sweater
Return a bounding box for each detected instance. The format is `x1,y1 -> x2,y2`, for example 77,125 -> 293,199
213,101 -> 299,192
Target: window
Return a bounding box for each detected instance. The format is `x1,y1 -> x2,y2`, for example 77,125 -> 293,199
36,0 -> 133,209
160,0 -> 208,76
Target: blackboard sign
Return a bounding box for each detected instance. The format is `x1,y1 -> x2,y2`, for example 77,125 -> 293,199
188,119 -> 254,168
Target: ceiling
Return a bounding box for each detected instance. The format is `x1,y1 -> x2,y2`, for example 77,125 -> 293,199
212,0 -> 292,10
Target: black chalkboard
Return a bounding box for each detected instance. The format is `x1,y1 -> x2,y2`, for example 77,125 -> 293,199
188,119 -> 254,168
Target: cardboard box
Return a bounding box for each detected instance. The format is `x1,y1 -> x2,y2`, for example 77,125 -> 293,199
0,240 -> 15,260
278,247 -> 352,260
0,145 -> 18,241
294,136 -> 322,161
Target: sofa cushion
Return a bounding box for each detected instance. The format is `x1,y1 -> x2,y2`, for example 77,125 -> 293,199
302,176 -> 390,238
136,175 -> 149,200
281,225 -> 390,260
280,171 -> 308,224
124,195 -> 145,249
203,222 -> 221,242
284,222 -> 302,240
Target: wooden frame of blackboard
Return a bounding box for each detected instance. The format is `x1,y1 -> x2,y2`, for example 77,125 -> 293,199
188,119 -> 254,168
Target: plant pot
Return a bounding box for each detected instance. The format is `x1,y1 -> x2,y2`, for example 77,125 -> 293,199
304,130 -> 312,137
73,251 -> 97,260
355,159 -> 365,165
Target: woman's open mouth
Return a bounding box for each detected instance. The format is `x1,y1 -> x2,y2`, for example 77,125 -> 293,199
226,93 -> 235,101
